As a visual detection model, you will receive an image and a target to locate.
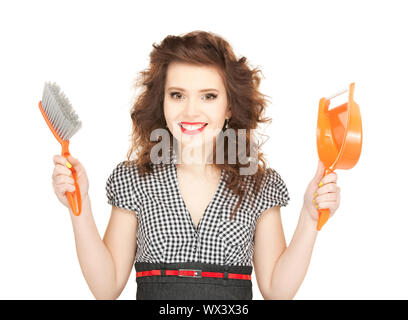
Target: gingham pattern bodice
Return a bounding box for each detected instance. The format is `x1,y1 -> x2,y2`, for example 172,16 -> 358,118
105,154 -> 290,267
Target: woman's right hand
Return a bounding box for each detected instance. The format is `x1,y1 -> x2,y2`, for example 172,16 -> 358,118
52,154 -> 89,209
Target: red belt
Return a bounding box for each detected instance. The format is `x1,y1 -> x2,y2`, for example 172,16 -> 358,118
136,268 -> 251,280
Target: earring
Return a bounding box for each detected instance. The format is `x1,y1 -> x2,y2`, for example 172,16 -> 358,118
225,118 -> 230,129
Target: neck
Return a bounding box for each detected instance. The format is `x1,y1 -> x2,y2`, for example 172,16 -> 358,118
175,142 -> 216,174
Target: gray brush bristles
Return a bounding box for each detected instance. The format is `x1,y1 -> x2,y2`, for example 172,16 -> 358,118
41,81 -> 82,141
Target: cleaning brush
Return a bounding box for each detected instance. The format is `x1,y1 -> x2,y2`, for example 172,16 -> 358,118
38,82 -> 82,216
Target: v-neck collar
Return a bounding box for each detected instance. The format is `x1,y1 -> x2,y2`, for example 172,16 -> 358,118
169,153 -> 225,235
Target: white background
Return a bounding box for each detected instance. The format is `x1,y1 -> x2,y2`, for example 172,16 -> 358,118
0,0 -> 407,299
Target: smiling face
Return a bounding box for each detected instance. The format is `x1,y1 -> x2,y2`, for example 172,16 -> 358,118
163,62 -> 231,153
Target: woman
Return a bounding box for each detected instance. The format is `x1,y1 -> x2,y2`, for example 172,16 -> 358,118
51,30 -> 340,300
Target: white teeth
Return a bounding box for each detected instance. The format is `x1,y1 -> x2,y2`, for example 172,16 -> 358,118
179,123 -> 207,130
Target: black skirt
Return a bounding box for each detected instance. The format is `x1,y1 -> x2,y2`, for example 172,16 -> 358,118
135,261 -> 253,300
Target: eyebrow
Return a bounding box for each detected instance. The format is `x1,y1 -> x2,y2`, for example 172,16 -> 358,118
167,87 -> 219,93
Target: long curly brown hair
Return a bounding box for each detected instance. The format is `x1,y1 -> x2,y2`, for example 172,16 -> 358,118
123,30 -> 274,220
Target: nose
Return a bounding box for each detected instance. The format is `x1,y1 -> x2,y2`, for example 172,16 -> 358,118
183,97 -> 202,118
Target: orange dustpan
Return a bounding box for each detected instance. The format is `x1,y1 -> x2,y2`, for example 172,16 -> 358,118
316,82 -> 362,230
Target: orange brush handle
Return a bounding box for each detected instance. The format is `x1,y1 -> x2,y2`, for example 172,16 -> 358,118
316,168 -> 333,231
38,101 -> 82,216
61,141 -> 82,216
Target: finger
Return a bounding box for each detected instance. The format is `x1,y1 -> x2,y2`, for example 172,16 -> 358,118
53,155 -> 69,165
53,155 -> 60,164
319,172 -> 337,186
57,183 -> 76,194
316,193 -> 337,203
53,155 -> 75,170
53,155 -> 82,171
66,155 -> 82,169
55,175 -> 75,186
52,164 -> 73,181
316,183 -> 338,195
315,194 -> 339,215
54,163 -> 72,175
316,200 -> 337,210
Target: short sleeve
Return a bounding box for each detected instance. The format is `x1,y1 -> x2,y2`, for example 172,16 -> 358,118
105,162 -> 143,216
255,168 -> 290,216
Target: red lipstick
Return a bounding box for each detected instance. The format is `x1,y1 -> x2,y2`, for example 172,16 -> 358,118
179,122 -> 208,135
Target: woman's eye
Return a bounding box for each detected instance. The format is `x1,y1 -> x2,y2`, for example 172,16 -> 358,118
204,93 -> 217,100
170,92 -> 183,100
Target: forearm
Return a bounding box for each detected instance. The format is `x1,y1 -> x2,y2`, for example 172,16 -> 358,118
68,195 -> 118,299
267,206 -> 318,299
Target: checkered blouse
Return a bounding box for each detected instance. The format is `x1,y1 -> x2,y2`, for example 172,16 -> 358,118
105,153 -> 290,267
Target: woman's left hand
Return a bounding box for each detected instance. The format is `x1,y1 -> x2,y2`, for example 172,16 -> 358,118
303,160 -> 341,221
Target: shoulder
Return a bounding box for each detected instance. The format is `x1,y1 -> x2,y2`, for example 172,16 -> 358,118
262,167 -> 289,191
105,160 -> 147,214
105,160 -> 146,192
254,167 -> 290,215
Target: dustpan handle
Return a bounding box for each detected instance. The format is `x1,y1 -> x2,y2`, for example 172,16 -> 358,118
316,168 -> 333,230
